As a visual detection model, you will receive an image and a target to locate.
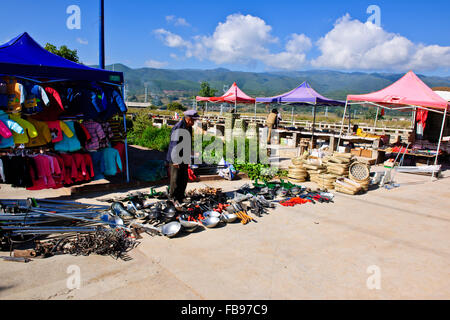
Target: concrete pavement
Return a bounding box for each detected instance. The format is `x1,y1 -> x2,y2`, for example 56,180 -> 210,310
0,168 -> 449,299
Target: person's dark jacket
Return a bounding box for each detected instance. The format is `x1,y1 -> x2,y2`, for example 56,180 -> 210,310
166,118 -> 192,164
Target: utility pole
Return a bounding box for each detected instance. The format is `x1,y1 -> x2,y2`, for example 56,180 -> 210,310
99,0 -> 105,69
145,85 -> 148,103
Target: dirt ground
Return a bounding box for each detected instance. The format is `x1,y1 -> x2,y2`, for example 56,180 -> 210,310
0,167 -> 449,300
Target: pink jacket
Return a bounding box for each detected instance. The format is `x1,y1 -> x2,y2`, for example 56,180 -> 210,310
0,119 -> 12,138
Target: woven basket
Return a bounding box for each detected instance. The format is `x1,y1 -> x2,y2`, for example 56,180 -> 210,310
292,158 -> 304,166
349,162 -> 370,181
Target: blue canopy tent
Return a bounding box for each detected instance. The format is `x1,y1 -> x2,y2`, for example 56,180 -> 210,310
0,32 -> 123,84
256,82 -> 345,142
0,32 -> 130,182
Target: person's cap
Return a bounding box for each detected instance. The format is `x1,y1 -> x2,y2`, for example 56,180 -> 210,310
184,110 -> 200,119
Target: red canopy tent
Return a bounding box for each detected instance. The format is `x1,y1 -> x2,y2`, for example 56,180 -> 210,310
338,70 -> 449,177
196,82 -> 255,112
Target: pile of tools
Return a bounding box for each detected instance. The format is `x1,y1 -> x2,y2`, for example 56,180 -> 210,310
0,198 -> 140,261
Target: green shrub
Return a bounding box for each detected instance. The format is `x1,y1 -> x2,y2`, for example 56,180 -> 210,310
130,125 -> 171,151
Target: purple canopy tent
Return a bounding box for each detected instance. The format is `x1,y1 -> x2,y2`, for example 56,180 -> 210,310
256,82 -> 345,141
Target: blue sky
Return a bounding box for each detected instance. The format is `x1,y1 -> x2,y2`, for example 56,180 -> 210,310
0,0 -> 449,75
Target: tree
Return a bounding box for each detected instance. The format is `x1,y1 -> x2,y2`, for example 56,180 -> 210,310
198,81 -> 218,97
167,102 -> 187,112
364,108 -> 381,120
44,43 -> 80,63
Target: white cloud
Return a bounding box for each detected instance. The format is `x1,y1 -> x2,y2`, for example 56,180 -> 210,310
312,14 -> 450,71
145,59 -> 168,68
155,14 -> 311,70
76,37 -> 88,45
166,15 -> 190,27
154,28 -> 191,48
154,13 -> 450,72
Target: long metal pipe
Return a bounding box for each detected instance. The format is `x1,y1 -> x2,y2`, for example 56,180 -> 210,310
99,0 -> 105,69
374,107 -> 379,129
432,107 -> 448,179
337,100 -> 349,147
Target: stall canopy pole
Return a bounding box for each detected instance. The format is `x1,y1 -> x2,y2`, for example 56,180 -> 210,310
348,105 -> 351,133
411,108 -> 416,129
234,85 -> 237,113
374,107 -> 379,129
432,107 -> 448,179
254,102 -> 257,121
312,105 -> 317,145
99,0 -> 105,69
337,100 -> 349,147
291,106 -> 294,125
120,84 -> 130,183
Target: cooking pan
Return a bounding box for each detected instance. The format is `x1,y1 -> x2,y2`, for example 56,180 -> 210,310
203,210 -> 221,218
202,216 -> 221,228
220,212 -> 238,223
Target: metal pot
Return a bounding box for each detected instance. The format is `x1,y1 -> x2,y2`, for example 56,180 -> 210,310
203,210 -> 221,218
111,202 -> 134,220
160,221 -> 182,238
179,217 -> 201,229
202,216 -> 220,228
220,213 -> 238,223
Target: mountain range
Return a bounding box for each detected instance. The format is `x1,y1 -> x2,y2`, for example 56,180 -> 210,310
103,64 -> 450,103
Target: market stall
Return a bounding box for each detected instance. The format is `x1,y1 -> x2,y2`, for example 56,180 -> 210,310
256,81 -> 345,144
338,71 -> 449,177
0,32 -> 129,189
196,82 -> 256,113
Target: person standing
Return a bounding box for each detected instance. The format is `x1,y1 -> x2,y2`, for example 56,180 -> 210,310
266,108 -> 278,144
166,110 -> 200,206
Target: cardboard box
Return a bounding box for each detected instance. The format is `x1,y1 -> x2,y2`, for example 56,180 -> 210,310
351,148 -> 362,156
360,149 -> 373,158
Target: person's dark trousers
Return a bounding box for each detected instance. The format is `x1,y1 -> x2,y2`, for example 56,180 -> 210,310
169,163 -> 189,202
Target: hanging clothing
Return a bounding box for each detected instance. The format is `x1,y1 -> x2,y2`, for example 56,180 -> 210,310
72,153 -> 88,182
0,118 -> 12,139
65,87 -> 104,119
89,151 -> 106,180
46,120 -> 74,143
0,80 -> 8,108
99,122 -> 113,149
99,87 -> 127,120
54,121 -> 81,152
108,117 -> 126,143
101,147 -> 122,176
31,86 -> 65,121
3,77 -> 25,112
52,154 -> 66,188
83,153 -> 94,181
60,153 -> 78,185
73,122 -> 91,146
0,110 -> 24,148
113,142 -> 126,170
25,118 -> 52,148
2,155 -> 37,188
22,82 -> 49,115
9,114 -> 38,145
27,154 -> 57,190
0,158 -> 5,182
416,109 -> 428,137
83,120 -> 106,151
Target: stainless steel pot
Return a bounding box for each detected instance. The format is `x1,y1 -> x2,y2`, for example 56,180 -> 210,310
202,216 -> 220,228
